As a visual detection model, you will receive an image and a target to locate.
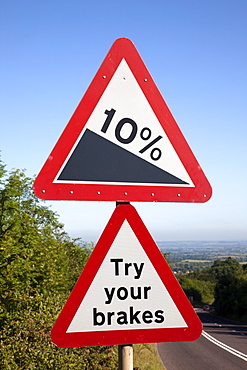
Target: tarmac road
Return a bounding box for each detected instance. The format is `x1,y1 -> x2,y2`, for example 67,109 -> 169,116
157,309 -> 247,370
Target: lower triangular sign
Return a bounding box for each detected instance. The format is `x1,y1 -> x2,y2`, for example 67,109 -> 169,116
51,204 -> 202,347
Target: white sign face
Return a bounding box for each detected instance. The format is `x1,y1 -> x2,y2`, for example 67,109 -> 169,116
35,38 -> 212,204
67,220 -> 187,333
55,59 -> 194,187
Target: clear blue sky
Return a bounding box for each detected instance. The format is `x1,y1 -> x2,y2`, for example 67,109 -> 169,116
1,0 -> 247,242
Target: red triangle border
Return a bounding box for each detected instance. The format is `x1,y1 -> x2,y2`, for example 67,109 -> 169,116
51,204 -> 202,347
34,38 -> 212,203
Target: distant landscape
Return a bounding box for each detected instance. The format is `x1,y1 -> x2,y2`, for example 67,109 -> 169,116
158,240 -> 247,273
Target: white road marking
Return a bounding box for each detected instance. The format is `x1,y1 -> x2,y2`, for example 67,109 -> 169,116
202,330 -> 247,362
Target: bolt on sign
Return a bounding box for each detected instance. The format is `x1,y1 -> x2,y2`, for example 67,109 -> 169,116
33,38 -> 212,203
51,204 -> 202,347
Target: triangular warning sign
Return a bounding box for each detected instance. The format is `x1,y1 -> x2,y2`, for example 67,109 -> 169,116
34,38 -> 212,203
51,204 -> 202,347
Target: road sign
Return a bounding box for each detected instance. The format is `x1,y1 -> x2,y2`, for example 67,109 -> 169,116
51,204 -> 202,347
34,37 -> 212,202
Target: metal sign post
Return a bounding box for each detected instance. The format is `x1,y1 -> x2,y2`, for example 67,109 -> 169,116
118,344 -> 133,370
116,202 -> 133,370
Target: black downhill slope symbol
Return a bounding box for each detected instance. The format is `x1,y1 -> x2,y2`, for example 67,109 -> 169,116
58,129 -> 189,185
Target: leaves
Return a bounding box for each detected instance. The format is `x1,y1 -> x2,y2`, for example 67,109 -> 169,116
178,255 -> 247,321
0,159 -> 118,369
214,258 -> 247,320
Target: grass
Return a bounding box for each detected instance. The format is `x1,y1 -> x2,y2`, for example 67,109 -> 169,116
133,343 -> 165,370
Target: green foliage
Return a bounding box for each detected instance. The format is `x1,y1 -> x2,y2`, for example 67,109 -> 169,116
177,255 -> 247,322
213,258 -> 247,320
0,159 -> 117,369
0,293 -> 117,369
178,276 -> 215,304
172,260 -> 213,274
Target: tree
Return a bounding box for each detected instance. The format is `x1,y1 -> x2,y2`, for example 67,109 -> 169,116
213,258 -> 247,320
178,275 -> 215,304
0,159 -> 117,369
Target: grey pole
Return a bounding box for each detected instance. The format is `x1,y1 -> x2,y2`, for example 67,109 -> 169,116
118,344 -> 133,370
115,202 -> 133,370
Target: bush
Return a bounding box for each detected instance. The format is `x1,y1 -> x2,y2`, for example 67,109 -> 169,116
0,160 -> 118,369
